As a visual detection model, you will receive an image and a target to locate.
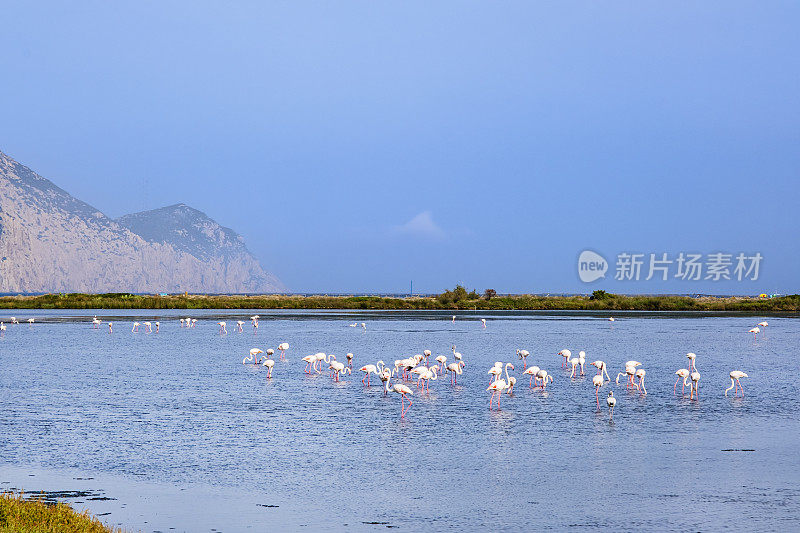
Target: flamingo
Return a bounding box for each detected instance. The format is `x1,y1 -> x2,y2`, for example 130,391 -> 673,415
558,349 -> 571,369
185,317 -> 191,328
361,322 -> 366,330
616,365 -> 637,388
593,375 -> 605,408
390,382 -> 414,417
607,391 -> 616,420
180,318 -> 185,328
689,371 -> 700,399
191,319 -> 197,328
590,360 -> 610,382
349,322 -> 357,327
359,363 -> 379,386
236,321 -> 244,332
487,377 -> 509,409
569,356 -> 581,378
749,327 -> 760,339
278,342 -> 289,361
27,318 -> 34,326
451,345 -> 462,362
446,362 -> 463,385
266,348 -> 275,360
417,366 -> 438,392
451,315 -> 456,323
635,369 -> 646,394
504,363 -> 516,394
92,317 -> 101,328
0,323 -> 5,334
329,359 -> 351,381
608,317 -> 615,322
578,351 -> 586,375
757,321 -> 768,328
523,366 -> 541,389
686,353 -> 697,372
155,321 -> 159,333
243,348 -> 263,364
132,322 -> 140,333
379,366 -> 392,394
481,318 -> 486,328
302,354 -> 318,374
674,369 -> 690,395
346,352 -> 354,368
262,356 -> 276,378
536,369 -> 553,389
143,322 -> 152,334
725,371 -> 748,397
516,349 -> 530,368
218,322 -> 227,335
488,362 -> 503,383
435,355 -> 447,373
10,317 -> 18,324
108,322 -> 113,333
314,352 -> 330,372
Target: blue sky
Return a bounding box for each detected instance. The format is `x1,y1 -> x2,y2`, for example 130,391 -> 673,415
1,2 -> 798,294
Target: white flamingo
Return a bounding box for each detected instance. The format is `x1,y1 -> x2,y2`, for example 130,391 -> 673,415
558,349 -> 571,369
591,360 -> 610,381
278,342 -> 289,361
749,326 -> 760,339
607,391 -> 616,420
725,371 -> 748,397
523,366 -> 541,389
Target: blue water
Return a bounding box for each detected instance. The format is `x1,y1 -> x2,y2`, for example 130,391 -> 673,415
1,310 -> 799,531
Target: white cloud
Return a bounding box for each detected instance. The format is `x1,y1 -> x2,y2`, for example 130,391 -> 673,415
393,211 -> 446,240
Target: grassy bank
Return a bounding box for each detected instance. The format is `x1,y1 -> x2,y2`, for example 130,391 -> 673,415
0,492 -> 116,533
0,292 -> 798,312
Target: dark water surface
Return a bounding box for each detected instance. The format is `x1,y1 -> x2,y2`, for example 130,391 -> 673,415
1,310 -> 799,532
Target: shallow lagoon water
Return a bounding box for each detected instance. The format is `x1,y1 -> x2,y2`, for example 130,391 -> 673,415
1,310 -> 799,532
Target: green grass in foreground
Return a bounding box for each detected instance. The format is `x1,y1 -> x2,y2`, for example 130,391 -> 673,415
0,492 -> 116,533
0,291 -> 798,312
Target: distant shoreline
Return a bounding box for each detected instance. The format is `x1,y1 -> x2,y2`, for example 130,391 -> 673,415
0,293 -> 797,312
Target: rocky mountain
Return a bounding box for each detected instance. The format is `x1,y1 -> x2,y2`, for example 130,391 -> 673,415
0,150 -> 284,293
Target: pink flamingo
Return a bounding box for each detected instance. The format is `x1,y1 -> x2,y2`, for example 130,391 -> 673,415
107,322 -> 113,334
607,391 -> 616,420
590,360 -> 610,381
522,366 -> 541,389
446,362 -> 463,385
346,352 -> 354,369
516,349 -> 530,368
217,322 -> 227,335
674,369 -> 690,394
329,359 -> 350,381
390,382 -> 414,417
359,363 -> 378,386
558,349 -> 571,369
262,356 -> 275,378
302,354 -> 318,374
536,369 -> 553,389
131,322 -> 139,333
487,377 -> 509,409
278,343 -> 289,361
749,326 -> 760,339
593,374 -> 605,408
725,371 -> 748,397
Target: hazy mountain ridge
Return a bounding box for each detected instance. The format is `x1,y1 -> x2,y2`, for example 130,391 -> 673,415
0,150 -> 284,293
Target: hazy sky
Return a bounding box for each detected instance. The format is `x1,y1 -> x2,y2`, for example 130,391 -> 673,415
1,2 -> 798,294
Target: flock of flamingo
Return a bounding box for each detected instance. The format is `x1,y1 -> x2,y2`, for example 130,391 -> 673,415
1,313 -> 764,420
